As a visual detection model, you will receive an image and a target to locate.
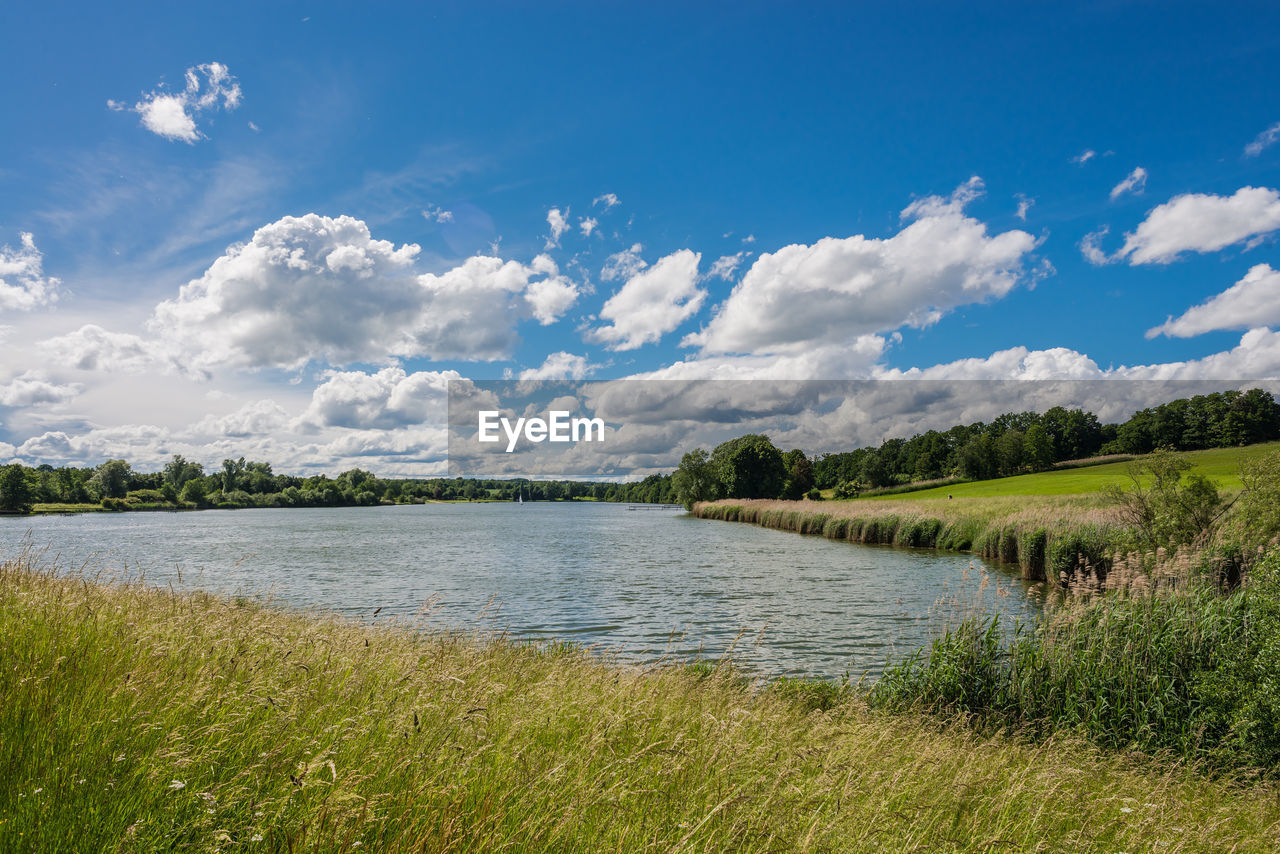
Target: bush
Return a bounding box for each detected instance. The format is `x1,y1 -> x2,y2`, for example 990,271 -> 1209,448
872,546 -> 1280,773
804,488 -> 824,501
126,488 -> 168,504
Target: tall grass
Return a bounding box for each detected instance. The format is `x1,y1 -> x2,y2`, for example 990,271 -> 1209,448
694,497 -> 1127,581
871,546 -> 1280,774
5,552 -> 1280,851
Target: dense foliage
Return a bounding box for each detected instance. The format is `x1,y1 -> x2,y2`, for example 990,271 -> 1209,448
813,388 -> 1280,495
871,547 -> 1280,773
2,454 -> 678,511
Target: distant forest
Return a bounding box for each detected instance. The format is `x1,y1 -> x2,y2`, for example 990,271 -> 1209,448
1,388 -> 1278,514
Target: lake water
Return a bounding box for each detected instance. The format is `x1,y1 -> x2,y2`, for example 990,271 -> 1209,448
1,502 -> 1041,679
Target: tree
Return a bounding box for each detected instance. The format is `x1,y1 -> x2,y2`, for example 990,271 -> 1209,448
1103,450 -> 1226,549
711,434 -> 787,499
781,449 -> 815,499
90,459 -> 132,499
163,455 -> 204,491
180,478 -> 207,506
0,464 -> 34,513
958,435 -> 998,481
672,448 -> 721,509
860,450 -> 893,489
1023,424 -> 1055,472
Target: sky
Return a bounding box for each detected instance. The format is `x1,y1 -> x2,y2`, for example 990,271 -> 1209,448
3,1 -> 1280,476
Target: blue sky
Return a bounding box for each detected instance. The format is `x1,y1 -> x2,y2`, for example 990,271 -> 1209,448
4,2 -> 1280,475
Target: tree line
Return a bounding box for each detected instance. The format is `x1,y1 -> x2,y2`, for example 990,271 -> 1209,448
0,455 -> 674,514
2,388 -> 1277,514
669,388 -> 1280,508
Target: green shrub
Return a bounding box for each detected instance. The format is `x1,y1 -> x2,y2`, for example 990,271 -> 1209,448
873,546 -> 1280,773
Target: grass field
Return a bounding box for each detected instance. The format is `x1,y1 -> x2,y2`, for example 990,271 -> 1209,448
5,553 -> 1280,852
858,441 -> 1280,501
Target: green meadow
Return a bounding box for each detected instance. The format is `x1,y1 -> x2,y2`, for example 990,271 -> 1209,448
5,554 -> 1280,853
857,442 -> 1280,501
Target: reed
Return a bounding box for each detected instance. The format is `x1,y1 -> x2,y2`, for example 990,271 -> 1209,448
694,497 -> 1128,581
871,546 -> 1280,773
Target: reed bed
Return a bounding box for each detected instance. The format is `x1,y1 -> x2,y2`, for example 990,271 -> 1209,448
5,553 -> 1280,852
694,497 -> 1128,581
871,546 -> 1280,774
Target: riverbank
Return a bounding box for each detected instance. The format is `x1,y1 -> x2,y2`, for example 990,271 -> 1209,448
4,555 -> 1279,852
693,496 -> 1127,581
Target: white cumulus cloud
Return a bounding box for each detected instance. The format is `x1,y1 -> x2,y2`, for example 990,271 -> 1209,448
148,214 -> 580,374
588,249 -> 705,351
518,352 -> 595,381
545,207 -> 569,248
600,243 -> 647,282
298,366 -> 459,430
1147,263 -> 1280,339
1115,186 -> 1280,264
683,177 -> 1039,355
0,232 -> 60,312
708,252 -> 747,281
593,193 -> 620,210
0,372 -> 80,407
39,324 -> 160,373
1109,167 -> 1148,200
113,62 -> 242,143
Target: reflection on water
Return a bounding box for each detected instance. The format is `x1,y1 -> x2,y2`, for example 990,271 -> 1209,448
1,502 -> 1040,678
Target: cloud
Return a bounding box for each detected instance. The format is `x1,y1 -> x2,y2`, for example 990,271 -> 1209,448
879,328 -> 1280,382
1109,167 -> 1148,200
1147,263 -> 1280,339
593,193 -> 620,210
579,217 -> 598,237
518,352 -> 595,381
0,232 -> 60,312
1116,186 -> 1280,264
637,338 -> 887,381
0,371 -> 80,407
113,62 -> 242,143
545,207 -> 569,248
1245,122 -> 1280,157
149,213 -> 580,374
38,324 -> 160,373
190,399 -> 290,438
1072,149 -> 1097,165
588,249 -> 705,350
1080,227 -> 1114,266
708,252 -> 747,280
298,365 -> 458,430
600,243 -> 647,282
422,205 -> 453,223
1014,194 -> 1034,221
683,177 -> 1038,356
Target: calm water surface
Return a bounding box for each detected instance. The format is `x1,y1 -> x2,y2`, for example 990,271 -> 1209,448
1,502 -> 1041,678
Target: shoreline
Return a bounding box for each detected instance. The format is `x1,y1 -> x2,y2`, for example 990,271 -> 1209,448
693,496 -> 1129,581
5,555 -> 1278,852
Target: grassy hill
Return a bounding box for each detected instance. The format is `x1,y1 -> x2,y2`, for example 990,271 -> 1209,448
856,441 -> 1280,501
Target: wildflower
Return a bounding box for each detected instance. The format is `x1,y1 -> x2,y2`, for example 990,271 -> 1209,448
169,780 -> 186,790
1119,806 -> 1133,813
33,788 -> 42,795
251,834 -> 263,842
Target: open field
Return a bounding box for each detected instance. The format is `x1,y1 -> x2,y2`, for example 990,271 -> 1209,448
858,442 -> 1280,501
4,554 -> 1280,852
